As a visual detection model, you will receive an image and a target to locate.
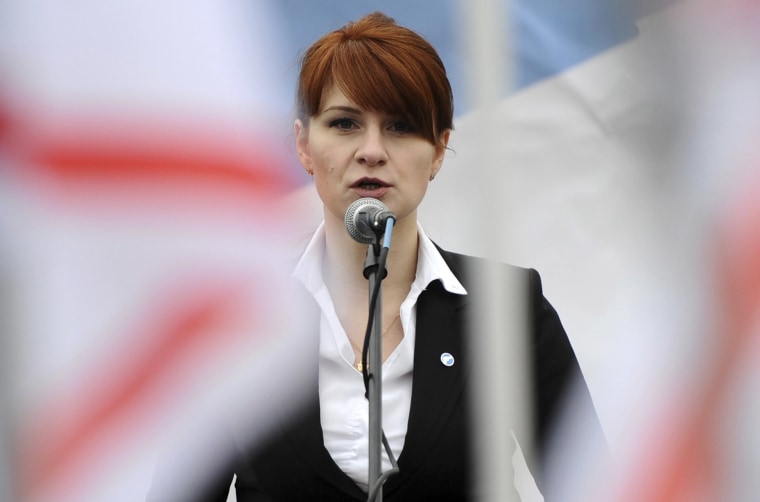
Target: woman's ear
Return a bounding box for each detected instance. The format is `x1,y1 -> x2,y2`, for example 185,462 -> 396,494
431,129 -> 451,179
294,119 -> 313,175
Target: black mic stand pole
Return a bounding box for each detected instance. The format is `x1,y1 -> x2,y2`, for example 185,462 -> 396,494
362,238 -> 388,502
364,233 -> 392,502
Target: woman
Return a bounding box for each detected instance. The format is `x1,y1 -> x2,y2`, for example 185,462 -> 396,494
153,11 -> 602,501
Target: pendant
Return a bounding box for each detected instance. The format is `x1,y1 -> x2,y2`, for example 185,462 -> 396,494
356,361 -> 363,372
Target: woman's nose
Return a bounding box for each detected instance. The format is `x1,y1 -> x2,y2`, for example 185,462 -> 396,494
355,127 -> 388,167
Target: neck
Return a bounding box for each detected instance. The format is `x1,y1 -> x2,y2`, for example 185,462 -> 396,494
322,211 -> 418,303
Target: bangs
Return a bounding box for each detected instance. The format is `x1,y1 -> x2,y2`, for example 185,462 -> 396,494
331,40 -> 438,143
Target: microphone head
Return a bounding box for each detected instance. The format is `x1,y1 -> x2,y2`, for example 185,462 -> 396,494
344,197 -> 389,244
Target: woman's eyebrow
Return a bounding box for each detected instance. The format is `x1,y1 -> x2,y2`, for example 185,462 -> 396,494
321,105 -> 362,114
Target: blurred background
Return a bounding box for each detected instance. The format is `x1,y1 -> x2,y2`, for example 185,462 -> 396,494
1,0 -> 758,500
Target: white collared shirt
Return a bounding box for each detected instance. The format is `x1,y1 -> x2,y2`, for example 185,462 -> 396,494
292,221 -> 467,492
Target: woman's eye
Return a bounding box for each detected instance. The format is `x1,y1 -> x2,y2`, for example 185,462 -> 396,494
389,121 -> 414,133
329,118 -> 355,130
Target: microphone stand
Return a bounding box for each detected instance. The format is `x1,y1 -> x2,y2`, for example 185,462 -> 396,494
361,220 -> 395,502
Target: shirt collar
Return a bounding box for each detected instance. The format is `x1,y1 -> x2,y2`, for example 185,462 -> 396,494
292,221 -> 468,297
415,223 -> 467,295
292,222 -> 327,297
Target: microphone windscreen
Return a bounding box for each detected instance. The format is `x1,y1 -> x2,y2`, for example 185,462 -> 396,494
344,198 -> 388,244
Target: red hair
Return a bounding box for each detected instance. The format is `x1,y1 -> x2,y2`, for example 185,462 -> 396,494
296,12 -> 453,147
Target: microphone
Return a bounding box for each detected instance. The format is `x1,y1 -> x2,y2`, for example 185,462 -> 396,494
344,198 -> 397,244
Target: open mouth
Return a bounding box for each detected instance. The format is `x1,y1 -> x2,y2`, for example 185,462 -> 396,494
353,178 -> 388,190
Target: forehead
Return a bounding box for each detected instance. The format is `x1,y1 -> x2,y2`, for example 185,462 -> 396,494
318,84 -> 351,112
319,83 -> 398,119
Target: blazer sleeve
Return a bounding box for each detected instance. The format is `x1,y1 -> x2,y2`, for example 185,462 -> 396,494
528,267 -> 577,453
146,438 -> 235,502
527,267 -> 605,484
146,422 -> 256,502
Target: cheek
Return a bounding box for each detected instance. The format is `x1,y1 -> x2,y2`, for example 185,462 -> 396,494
411,151 -> 438,177
313,157 -> 337,189
314,150 -> 336,173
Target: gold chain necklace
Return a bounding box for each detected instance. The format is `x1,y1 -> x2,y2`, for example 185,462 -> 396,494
349,313 -> 400,372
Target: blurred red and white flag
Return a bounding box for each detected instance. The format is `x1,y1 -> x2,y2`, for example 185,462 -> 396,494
556,3 -> 760,501
0,1 -> 311,501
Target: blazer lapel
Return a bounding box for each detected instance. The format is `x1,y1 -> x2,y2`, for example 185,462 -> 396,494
392,278 -> 471,477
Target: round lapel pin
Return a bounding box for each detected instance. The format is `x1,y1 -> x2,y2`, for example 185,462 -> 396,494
440,352 -> 455,367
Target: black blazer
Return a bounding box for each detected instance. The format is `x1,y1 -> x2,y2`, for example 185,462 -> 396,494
151,248 -> 601,501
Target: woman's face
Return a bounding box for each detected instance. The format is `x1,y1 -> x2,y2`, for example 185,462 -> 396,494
295,84 -> 449,227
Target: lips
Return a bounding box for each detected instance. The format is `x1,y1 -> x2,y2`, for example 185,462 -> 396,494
352,177 -> 388,189
351,177 -> 390,198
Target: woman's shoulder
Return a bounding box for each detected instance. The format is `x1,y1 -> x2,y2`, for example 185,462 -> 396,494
432,243 -> 543,294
